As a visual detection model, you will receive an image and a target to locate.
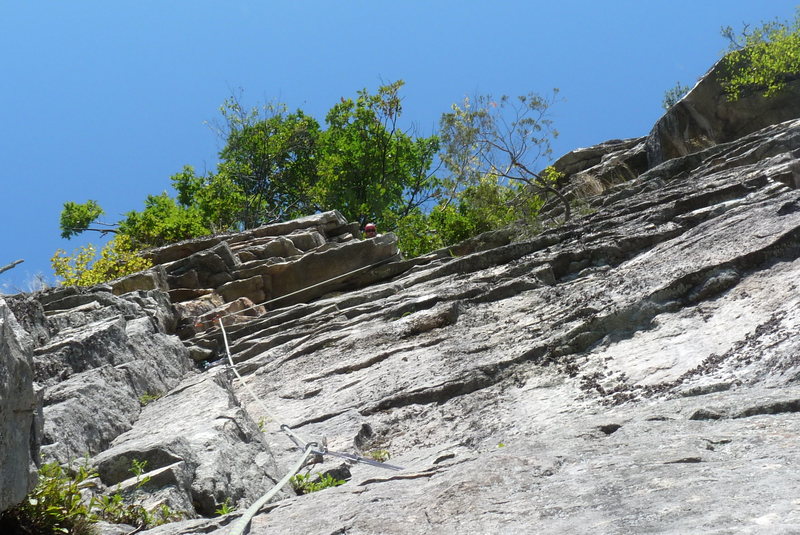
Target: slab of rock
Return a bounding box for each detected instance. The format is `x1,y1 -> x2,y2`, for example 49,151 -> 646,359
157,118 -> 800,534
91,369 -> 288,518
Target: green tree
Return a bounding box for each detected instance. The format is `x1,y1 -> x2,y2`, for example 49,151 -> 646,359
315,80 -> 440,227
59,200 -> 115,239
216,97 -> 322,227
169,165 -> 245,233
439,90 -> 569,221
117,192 -> 210,247
720,9 -> 800,100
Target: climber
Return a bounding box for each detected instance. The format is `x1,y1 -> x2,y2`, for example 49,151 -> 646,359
364,222 -> 379,238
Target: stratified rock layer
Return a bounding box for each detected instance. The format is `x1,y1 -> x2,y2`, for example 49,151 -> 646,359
142,118 -> 800,534
3,90 -> 800,533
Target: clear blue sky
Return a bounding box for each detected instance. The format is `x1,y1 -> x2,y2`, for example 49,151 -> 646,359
1,1 -> 797,292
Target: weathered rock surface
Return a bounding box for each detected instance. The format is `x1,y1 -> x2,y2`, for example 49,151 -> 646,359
31,288 -> 194,465
0,299 -> 38,512
0,211 -> 403,523
90,369 -> 288,517
136,118 -> 800,534
3,79 -> 800,534
554,57 -> 800,202
646,62 -> 800,167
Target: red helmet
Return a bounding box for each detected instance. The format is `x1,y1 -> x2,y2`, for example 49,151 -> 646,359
365,223 -> 377,232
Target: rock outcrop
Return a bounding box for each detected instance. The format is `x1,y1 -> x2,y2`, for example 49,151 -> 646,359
645,62 -> 800,167
2,70 -> 800,533
156,117 -> 797,534
0,213 -> 403,522
0,298 -> 38,512
553,57 -> 800,201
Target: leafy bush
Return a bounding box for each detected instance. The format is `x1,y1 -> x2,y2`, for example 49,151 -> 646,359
662,81 -> 691,110
51,235 -> 152,287
0,461 -> 183,534
94,494 -> 181,528
0,462 -> 97,535
720,10 -> 800,100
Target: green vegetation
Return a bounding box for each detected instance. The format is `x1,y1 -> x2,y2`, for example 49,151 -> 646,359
0,462 -> 97,535
214,498 -> 235,516
51,235 -> 152,287
129,459 -> 150,489
55,82 -> 566,284
289,472 -> 346,495
662,81 -> 691,110
93,493 -> 181,529
0,460 -> 182,534
137,392 -> 162,407
720,9 -> 800,100
366,449 -> 391,462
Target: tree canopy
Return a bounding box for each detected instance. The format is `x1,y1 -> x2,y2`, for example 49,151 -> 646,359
55,81 -> 564,285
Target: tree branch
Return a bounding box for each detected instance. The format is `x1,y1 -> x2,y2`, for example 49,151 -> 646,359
0,259 -> 24,275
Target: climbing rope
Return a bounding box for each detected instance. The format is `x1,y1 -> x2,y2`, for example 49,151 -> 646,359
219,319 -> 403,471
226,442 -> 317,535
219,317 -> 283,426
219,316 -> 403,532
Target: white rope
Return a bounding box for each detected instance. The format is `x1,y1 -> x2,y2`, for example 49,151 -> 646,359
226,443 -> 316,535
219,318 -> 283,426
218,318 -> 404,471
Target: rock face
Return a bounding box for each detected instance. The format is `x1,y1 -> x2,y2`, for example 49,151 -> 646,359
0,299 -> 38,512
646,62 -> 800,167
0,213 -> 402,522
2,84 -> 800,533
167,118 -> 798,534
553,58 -> 800,201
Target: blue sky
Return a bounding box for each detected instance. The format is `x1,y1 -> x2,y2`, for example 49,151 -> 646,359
1,1 -> 797,292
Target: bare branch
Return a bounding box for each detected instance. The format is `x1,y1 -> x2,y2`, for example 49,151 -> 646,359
0,259 -> 24,275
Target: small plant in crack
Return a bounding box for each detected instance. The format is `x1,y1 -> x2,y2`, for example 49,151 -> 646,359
290,472 -> 346,495
138,391 -> 163,406
214,498 -> 235,516
130,459 -> 150,489
366,449 -> 391,462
